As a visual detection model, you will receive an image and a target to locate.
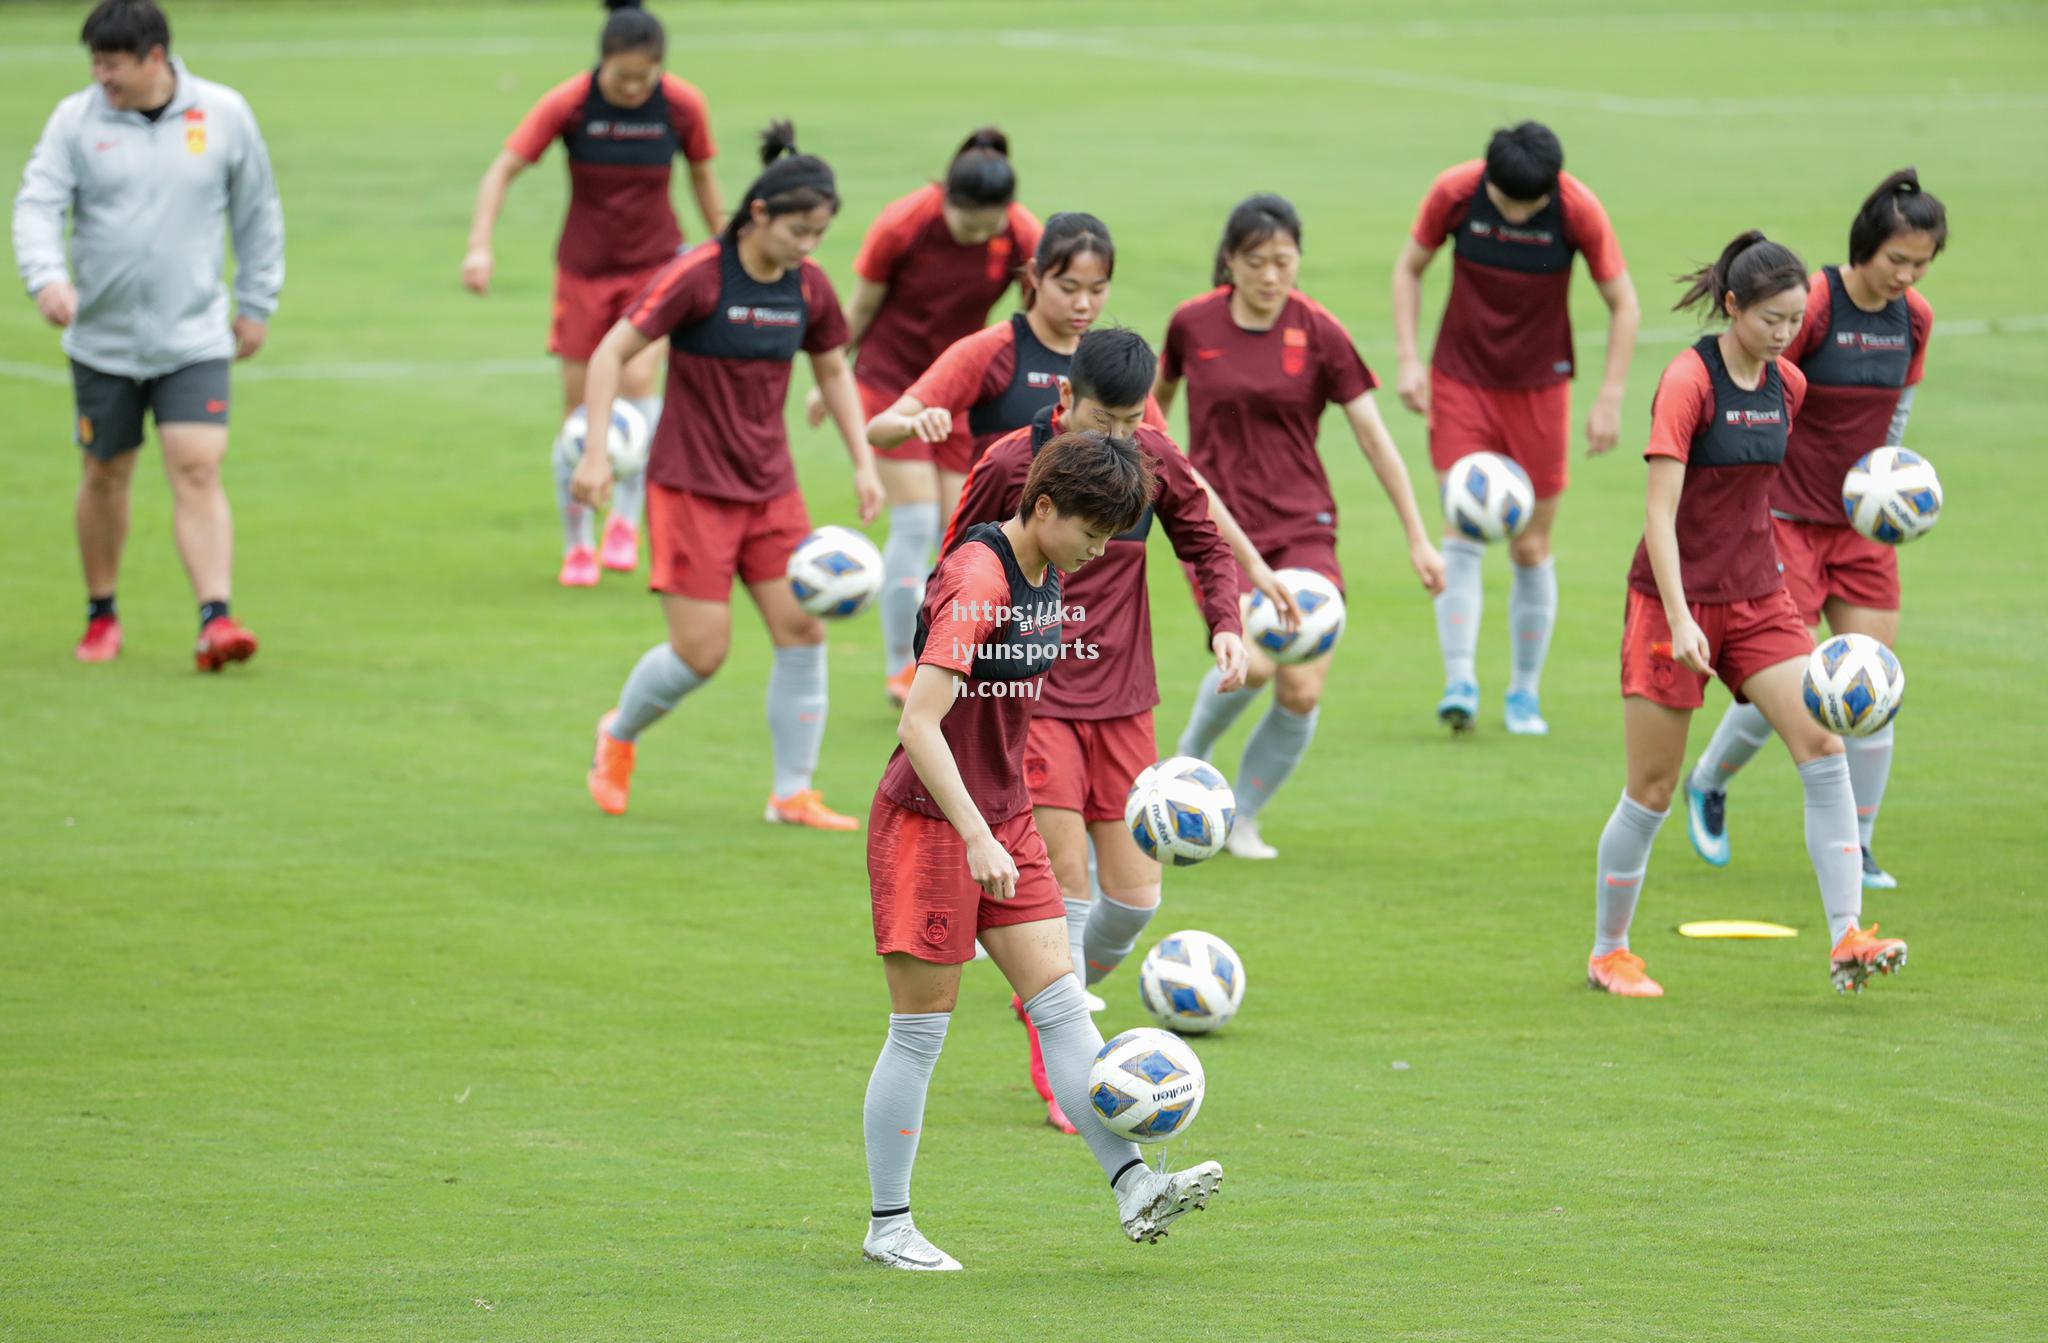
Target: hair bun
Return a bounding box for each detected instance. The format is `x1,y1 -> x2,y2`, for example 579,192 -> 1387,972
759,119 -> 798,165
602,0 -> 644,10
962,126 -> 1009,157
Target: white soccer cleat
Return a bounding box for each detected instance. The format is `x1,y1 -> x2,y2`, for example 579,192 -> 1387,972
1224,817 -> 1278,860
862,1219 -> 963,1271
1116,1160 -> 1224,1244
1081,987 -> 1107,1013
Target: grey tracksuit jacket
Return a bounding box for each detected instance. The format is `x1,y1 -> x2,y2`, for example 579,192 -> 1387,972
12,58 -> 284,380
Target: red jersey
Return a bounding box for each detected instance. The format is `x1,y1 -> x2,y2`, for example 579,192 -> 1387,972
506,71 -> 716,278
1771,267 -> 1933,525
940,406 -> 1242,720
875,524 -> 1065,823
1411,161 -> 1624,390
1160,288 -> 1376,558
904,313 -> 1070,467
852,185 -> 1042,401
1628,338 -> 1809,604
628,241 -> 849,502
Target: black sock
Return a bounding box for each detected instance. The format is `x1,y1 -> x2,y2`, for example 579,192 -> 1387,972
199,600 -> 230,631
88,594 -> 117,622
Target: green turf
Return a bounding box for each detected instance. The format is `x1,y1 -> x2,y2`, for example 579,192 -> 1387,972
3,1 -> 2046,1338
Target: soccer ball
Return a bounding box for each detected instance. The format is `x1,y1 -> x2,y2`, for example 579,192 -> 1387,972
1243,568 -> 1345,664
558,400 -> 651,479
786,526 -> 884,618
1125,756 -> 1235,866
1802,633 -> 1906,737
1843,447 -> 1943,545
1442,451 -> 1535,542
1139,930 -> 1246,1035
1088,1027 -> 1206,1144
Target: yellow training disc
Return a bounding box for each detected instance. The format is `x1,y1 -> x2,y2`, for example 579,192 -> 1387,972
1677,920 -> 1799,939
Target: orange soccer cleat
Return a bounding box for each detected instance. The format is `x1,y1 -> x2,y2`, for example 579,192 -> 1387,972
75,616 -> 122,663
764,789 -> 860,832
1587,948 -> 1664,998
1010,993 -> 1078,1135
1830,923 -> 1908,994
194,615 -> 258,672
587,711 -> 635,816
886,662 -> 917,708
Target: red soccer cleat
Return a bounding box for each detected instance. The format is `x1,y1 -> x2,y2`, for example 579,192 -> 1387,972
194,615 -> 258,672
75,616 -> 122,663
599,516 -> 638,573
1011,993 -> 1078,1134
558,545 -> 599,588
587,711 -> 635,816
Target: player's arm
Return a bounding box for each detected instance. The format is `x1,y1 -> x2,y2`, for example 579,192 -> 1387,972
1390,238 -> 1440,415
1642,456 -> 1707,672
224,96 -> 284,359
868,391 -> 952,449
1151,368 -> 1181,417
810,345 -> 884,524
1340,392 -> 1445,595
807,275 -> 890,428
1155,458 -> 1249,691
687,159 -> 726,236
1586,270 -> 1641,456
14,102 -> 78,327
570,318 -> 655,507
462,150 -> 530,296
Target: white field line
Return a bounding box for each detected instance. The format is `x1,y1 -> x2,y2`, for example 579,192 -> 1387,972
4,316 -> 2044,388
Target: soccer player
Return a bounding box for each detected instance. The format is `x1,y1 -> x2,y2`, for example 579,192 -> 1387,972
1163,194 -> 1446,860
941,327 -> 1276,1132
461,0 -> 722,588
14,0 -> 281,670
1590,230 -> 1907,999
802,129 -> 1040,703
1392,121 -> 1641,735
1683,171 -> 1948,890
862,428 -> 1224,1270
575,123 -> 884,831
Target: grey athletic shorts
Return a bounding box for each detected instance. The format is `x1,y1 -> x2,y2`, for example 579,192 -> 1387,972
70,358 -> 231,460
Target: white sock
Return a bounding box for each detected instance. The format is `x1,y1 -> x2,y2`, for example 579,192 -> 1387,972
1508,557 -> 1556,697
880,502 -> 938,676
552,428 -> 594,551
1594,792 -> 1668,955
1178,664 -> 1258,761
1435,537 -> 1485,688
1690,701 -> 1773,795
1846,723 -> 1894,850
1800,754 -> 1863,942
767,643 -> 828,797
609,642 -> 705,742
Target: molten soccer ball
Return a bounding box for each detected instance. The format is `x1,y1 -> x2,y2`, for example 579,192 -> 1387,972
1088,1027 -> 1206,1144
1843,447 -> 1943,545
1243,568 -> 1345,664
558,399 -> 651,478
1125,756 -> 1235,867
786,526 -> 885,618
1139,930 -> 1246,1035
1442,451 -> 1535,542
1802,633 -> 1905,737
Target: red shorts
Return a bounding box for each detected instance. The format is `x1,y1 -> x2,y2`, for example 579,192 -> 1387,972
862,379 -> 936,464
868,797 -> 1065,964
1772,515 -> 1900,625
647,484 -> 811,601
549,264 -> 667,363
1428,369 -> 1572,500
934,432 -> 981,477
1023,711 -> 1158,823
1187,537 -> 1344,605
1620,585 -> 1813,709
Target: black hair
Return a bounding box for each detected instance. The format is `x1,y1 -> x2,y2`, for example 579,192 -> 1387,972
1032,211 -> 1114,285
1673,230 -> 1807,319
724,121 -> 839,244
81,0 -> 170,57
1067,327 -> 1157,411
1848,168 -> 1948,267
599,0 -> 665,60
944,127 -> 1017,210
1019,431 -> 1159,537
1212,193 -> 1302,288
1484,121 -> 1563,202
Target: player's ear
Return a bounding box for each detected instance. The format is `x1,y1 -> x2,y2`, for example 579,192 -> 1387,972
1056,376 -> 1074,413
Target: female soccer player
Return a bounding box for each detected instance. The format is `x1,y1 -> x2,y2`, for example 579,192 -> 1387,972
1161,194 -> 1446,860
802,130 -> 1040,701
1589,230 -> 1907,999
1683,171 -> 1948,890
861,428 -> 1224,1271
574,123 -> 884,831
461,0 -> 723,587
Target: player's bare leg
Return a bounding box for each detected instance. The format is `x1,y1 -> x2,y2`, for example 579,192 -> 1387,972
162,423 -> 255,671
74,448 -> 136,661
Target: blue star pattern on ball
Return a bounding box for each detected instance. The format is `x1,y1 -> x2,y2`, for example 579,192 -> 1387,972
1090,1082 -> 1137,1121
1122,1049 -> 1189,1086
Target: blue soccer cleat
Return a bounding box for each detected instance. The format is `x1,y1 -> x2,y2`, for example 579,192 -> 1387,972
1861,846 -> 1898,890
1437,681 -> 1479,734
1686,781 -> 1731,867
1503,689 -> 1549,736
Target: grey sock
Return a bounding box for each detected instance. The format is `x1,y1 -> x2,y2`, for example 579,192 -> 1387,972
552,428 -> 594,551
1236,703 -> 1317,820
1063,897 -> 1091,982
608,469 -> 645,530
609,642 -> 705,742
1690,700 -> 1773,794
1594,791 -> 1668,955
1022,975 -> 1143,1185
1435,537 -> 1485,687
863,1011 -> 950,1215
1799,754 -> 1863,942
1084,892 -> 1156,986
767,643 -> 829,797
1177,664 -> 1257,761
1508,556 -> 1556,697
881,502 -> 938,675
1846,723 -> 1894,850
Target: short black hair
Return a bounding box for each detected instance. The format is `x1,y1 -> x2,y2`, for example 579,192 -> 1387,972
1020,431 -> 1159,537
1067,327 -> 1156,411
1485,121 -> 1563,201
600,0 -> 664,60
81,0 -> 170,57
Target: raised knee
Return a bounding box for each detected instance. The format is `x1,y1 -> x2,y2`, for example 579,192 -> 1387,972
1274,682 -> 1321,715
1510,533 -> 1552,567
673,640 -> 725,679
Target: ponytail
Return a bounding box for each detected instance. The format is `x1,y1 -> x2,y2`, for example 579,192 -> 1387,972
723,120 -> 838,244
1848,167 -> 1949,266
944,126 -> 1016,209
1673,230 -> 1806,319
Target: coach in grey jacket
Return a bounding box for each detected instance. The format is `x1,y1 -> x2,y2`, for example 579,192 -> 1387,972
12,0 -> 284,670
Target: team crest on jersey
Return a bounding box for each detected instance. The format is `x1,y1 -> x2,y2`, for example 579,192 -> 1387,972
1282,326 -> 1309,377
922,910 -> 950,946
183,107 -> 205,155
986,235 -> 1013,282
76,415 -> 94,447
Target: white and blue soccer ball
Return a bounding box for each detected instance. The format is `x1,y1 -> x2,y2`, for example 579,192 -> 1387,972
786,526 -> 885,618
1442,451 -> 1535,543
1088,1026 -> 1206,1144
1139,930 -> 1246,1035
1802,632 -> 1906,737
1244,567 -> 1345,664
557,399 -> 651,479
1125,756 -> 1236,866
1843,447 -> 1943,545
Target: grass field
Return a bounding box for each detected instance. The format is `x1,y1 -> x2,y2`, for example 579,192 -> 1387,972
4,2 -> 2047,1338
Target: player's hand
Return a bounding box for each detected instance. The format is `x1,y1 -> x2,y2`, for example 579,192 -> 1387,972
1395,355 -> 1429,416
1585,390 -> 1623,456
907,406 -> 953,444
232,317 -> 267,361
1211,631 -> 1249,693
1247,564 -> 1302,631
460,246 -> 493,296
1410,537 -> 1447,596
966,830 -> 1018,901
1668,613 -> 1712,675
571,452 -> 614,510
853,464 -> 885,524
33,281 -> 76,328
803,385 -> 828,429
